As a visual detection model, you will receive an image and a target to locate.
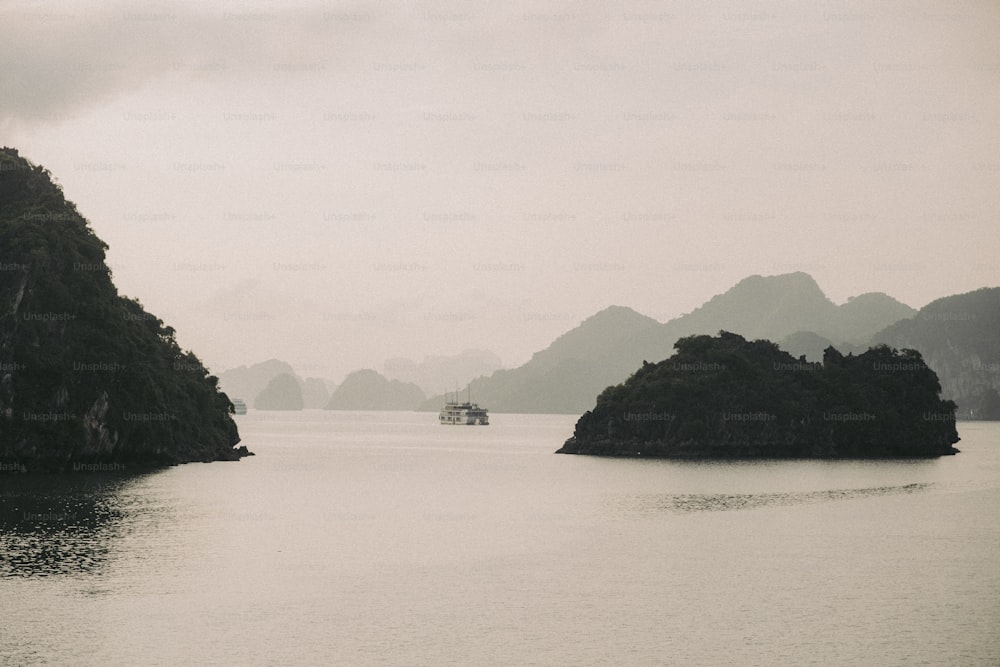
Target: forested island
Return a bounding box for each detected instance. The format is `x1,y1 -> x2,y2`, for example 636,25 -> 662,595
0,147 -> 249,472
558,331 -> 960,458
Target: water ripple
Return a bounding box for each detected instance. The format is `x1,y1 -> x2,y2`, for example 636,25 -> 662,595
618,483 -> 931,514
0,474 -> 138,578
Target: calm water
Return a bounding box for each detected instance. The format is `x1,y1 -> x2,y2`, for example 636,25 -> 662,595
2,412 -> 999,666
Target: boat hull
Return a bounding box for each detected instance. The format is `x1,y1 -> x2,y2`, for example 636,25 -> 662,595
438,401 -> 489,425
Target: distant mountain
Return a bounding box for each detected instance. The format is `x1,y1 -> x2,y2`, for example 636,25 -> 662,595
834,292 -> 918,343
254,373 -> 304,410
652,274 -> 914,347
300,377 -> 330,409
218,359 -> 296,404
0,147 -> 247,470
325,369 -> 425,410
778,331 -> 836,362
383,349 -> 502,395
661,272 -> 837,343
526,305 -> 662,371
872,287 -> 1000,419
218,360 -> 332,410
423,273 -> 918,414
420,306 -> 662,414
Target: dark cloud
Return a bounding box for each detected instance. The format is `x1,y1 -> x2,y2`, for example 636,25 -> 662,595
0,2 -> 377,128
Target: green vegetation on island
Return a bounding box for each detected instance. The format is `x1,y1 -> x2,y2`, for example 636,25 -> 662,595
558,331 -> 960,458
0,147 -> 249,471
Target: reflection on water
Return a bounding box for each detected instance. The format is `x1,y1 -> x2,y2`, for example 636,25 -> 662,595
0,472 -> 151,578
618,482 -> 932,514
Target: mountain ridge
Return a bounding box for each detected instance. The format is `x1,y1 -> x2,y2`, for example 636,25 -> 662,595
872,286 -> 1000,419
326,369 -> 425,411
421,272 -> 919,414
218,359 -> 331,410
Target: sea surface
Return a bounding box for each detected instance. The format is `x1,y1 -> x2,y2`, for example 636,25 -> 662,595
2,412 -> 999,666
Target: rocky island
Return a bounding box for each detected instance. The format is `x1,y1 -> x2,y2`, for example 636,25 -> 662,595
1,147 -> 250,472
558,331 -> 960,458
325,369 -> 425,411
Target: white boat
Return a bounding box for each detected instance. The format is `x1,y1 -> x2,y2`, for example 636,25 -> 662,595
439,390 -> 489,425
231,398 -> 247,415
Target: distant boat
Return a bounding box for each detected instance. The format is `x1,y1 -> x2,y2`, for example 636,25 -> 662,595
439,389 -> 489,425
231,398 -> 247,415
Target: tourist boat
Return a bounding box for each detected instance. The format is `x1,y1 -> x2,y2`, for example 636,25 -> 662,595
439,390 -> 489,425
231,398 -> 247,415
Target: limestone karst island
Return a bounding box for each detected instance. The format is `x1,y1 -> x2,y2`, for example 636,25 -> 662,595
0,147 -> 250,472
558,331 -> 960,458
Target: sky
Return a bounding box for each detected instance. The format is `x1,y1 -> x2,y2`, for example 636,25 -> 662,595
3,0 -> 999,384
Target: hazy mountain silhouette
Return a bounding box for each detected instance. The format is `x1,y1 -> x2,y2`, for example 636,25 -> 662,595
778,330 -> 871,362
872,287 -> 1000,419
300,377 -> 330,409
254,372 -> 304,410
218,359 -> 331,410
662,272 -> 837,342
652,273 -> 914,347
325,369 -> 425,411
218,359 -> 296,404
0,147 -> 247,469
420,306 -> 662,414
423,273 -> 917,414
834,292 -> 918,343
382,348 -> 502,395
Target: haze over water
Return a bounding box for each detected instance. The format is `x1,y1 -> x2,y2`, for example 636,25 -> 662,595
3,3 -> 999,664
3,413 -> 998,666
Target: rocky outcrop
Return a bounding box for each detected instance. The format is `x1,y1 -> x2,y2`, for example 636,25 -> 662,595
81,391 -> 117,456
0,146 -> 249,471
872,287 -> 1000,419
559,332 -> 959,459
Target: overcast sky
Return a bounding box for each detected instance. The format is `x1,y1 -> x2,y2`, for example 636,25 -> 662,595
3,0 -> 998,383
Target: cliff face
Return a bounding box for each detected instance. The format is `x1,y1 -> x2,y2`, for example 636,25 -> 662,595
0,147 -> 248,471
872,287 -> 1000,419
559,332 -> 959,459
